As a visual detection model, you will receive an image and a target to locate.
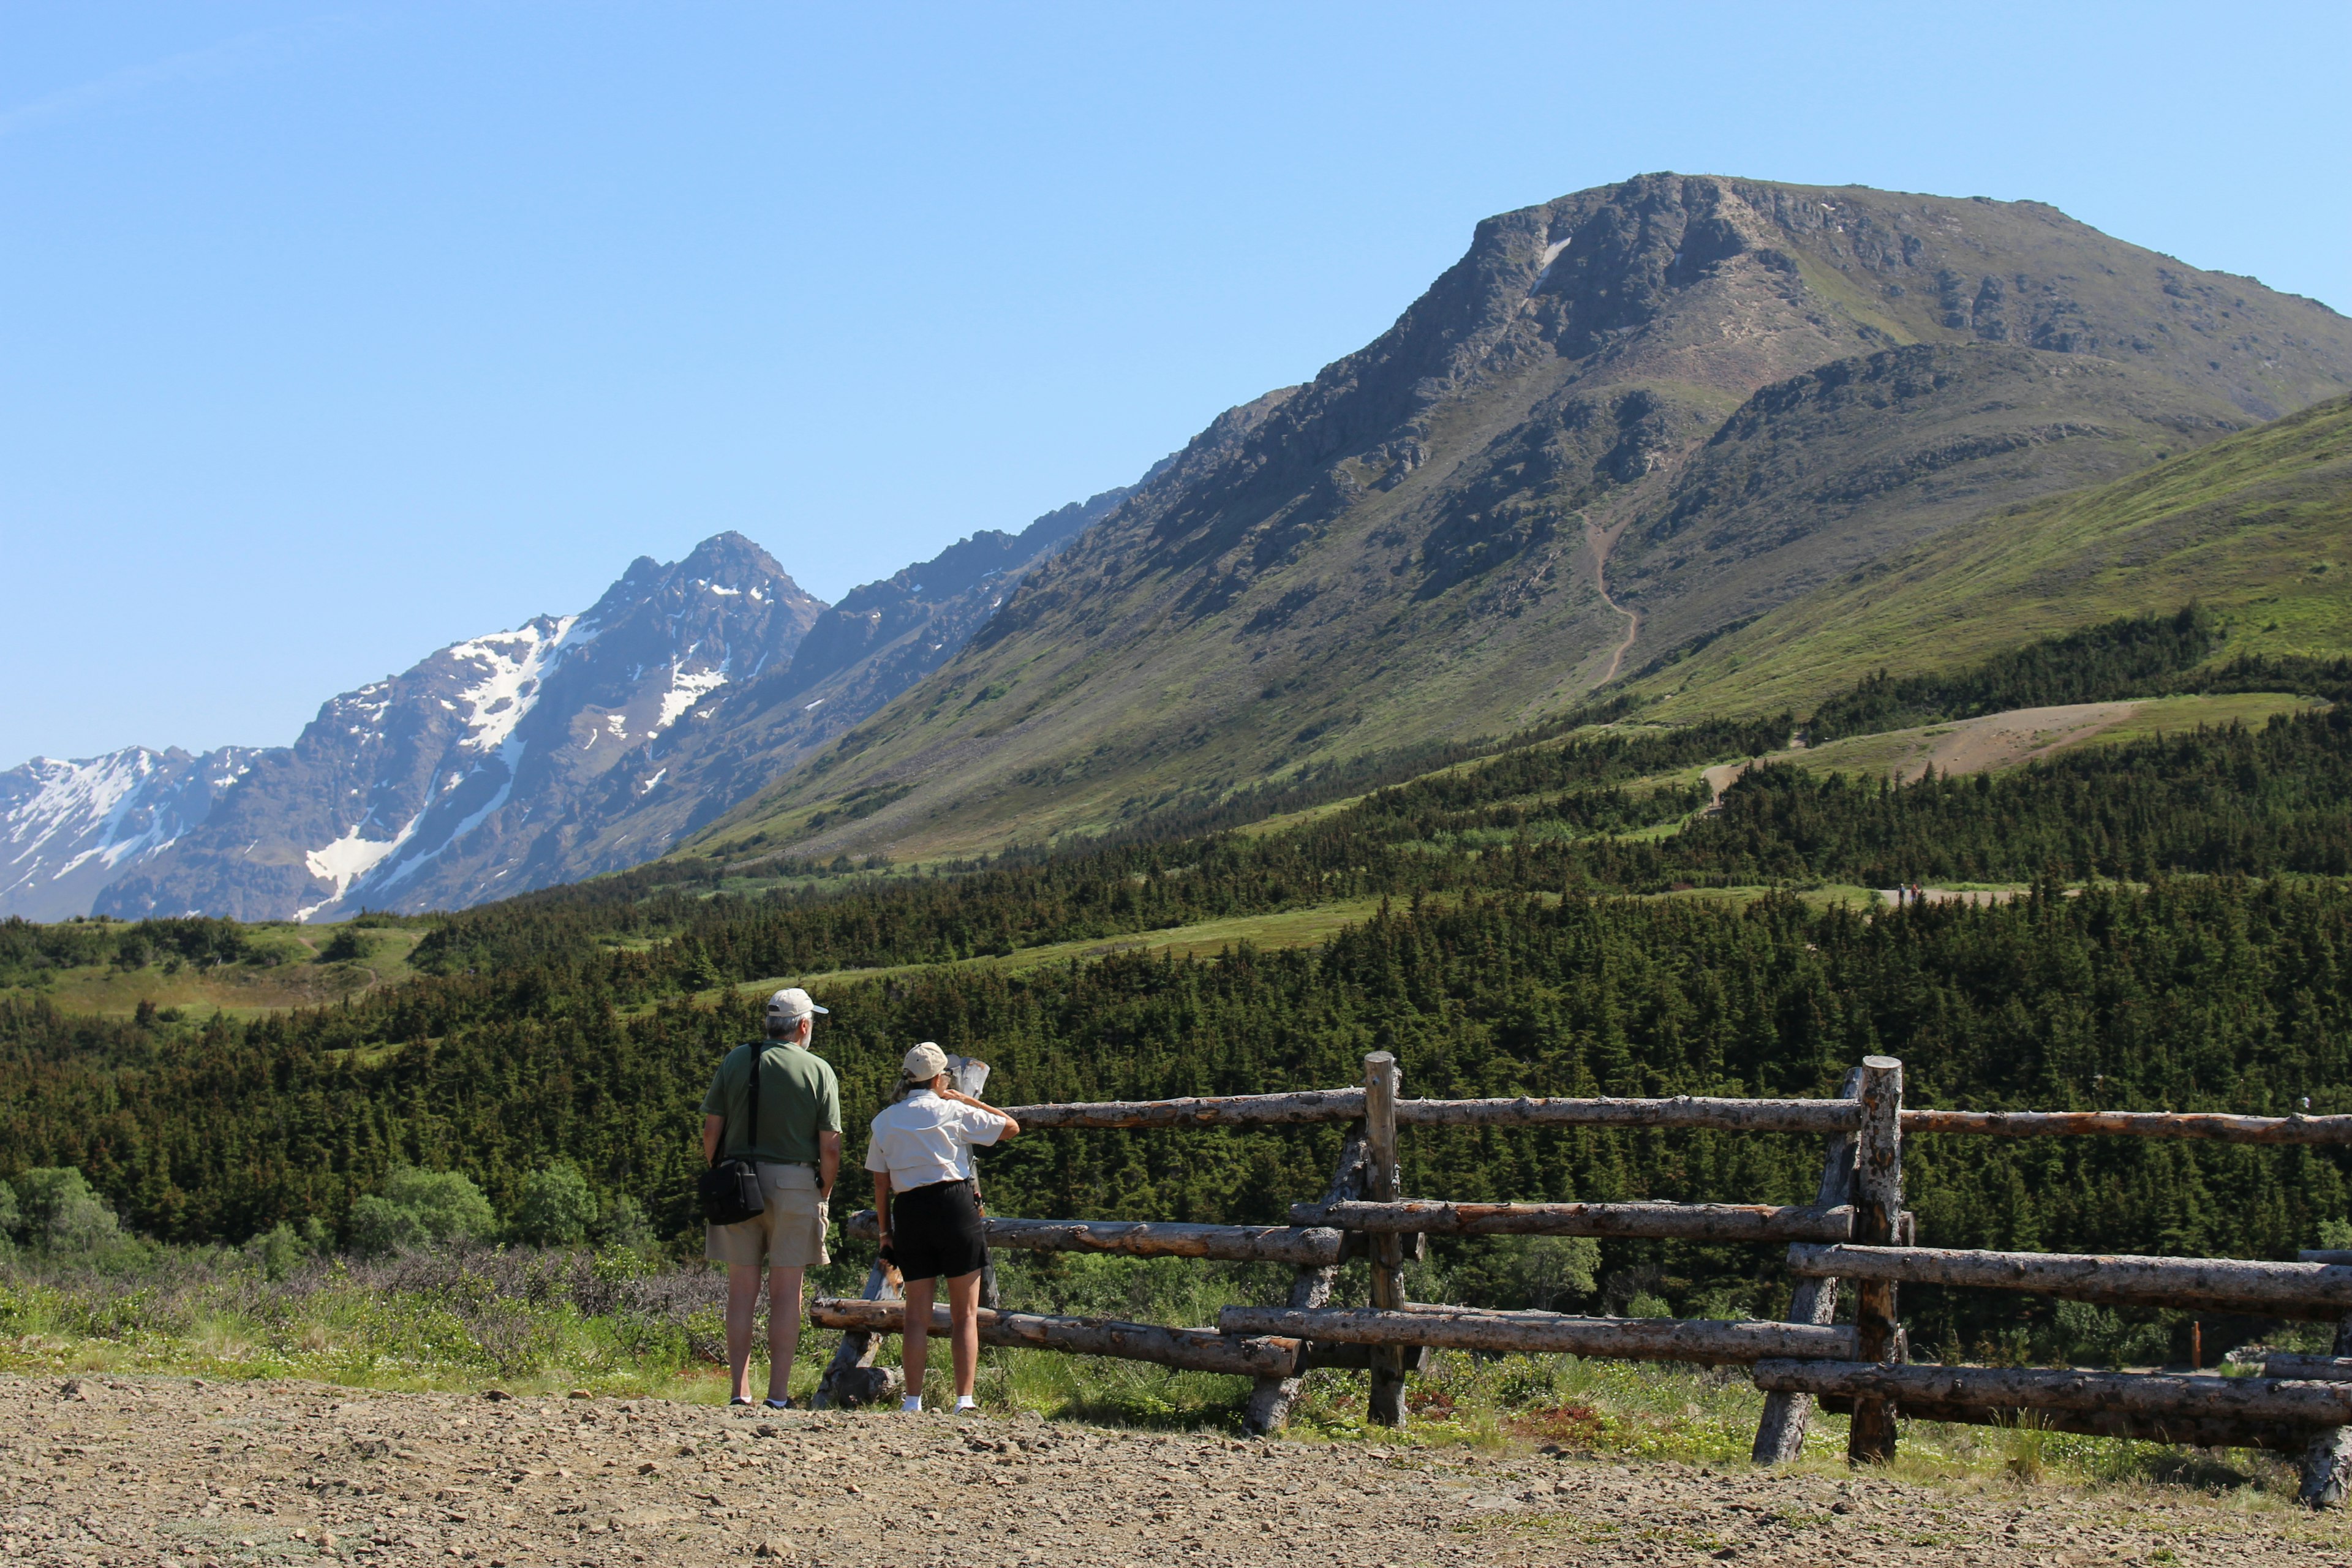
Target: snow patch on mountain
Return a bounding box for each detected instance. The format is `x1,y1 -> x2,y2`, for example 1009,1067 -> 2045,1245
657,659 -> 730,730
0,745 -> 271,920
451,615 -> 591,755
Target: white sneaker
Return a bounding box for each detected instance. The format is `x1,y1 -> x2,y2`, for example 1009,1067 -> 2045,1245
900,1395 -> 923,1414
954,1395 -> 979,1413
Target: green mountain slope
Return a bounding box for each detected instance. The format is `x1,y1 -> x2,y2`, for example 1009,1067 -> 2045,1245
1632,393 -> 2352,720
687,174 -> 2352,863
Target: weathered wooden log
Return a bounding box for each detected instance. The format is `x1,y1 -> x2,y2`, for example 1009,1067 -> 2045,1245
1363,1052 -> 1408,1428
1293,1198 -> 1853,1243
1752,1358 -> 2352,1428
1788,1244 -> 2352,1319
1887,1395 -> 2315,1452
1001,1089 -> 1366,1129
1396,1095 -> 1861,1134
1246,1124 -> 1369,1436
2304,1314 -> 2352,1509
809,1297 -> 1299,1379
1218,1306 -> 1859,1365
812,1259 -> 902,1409
842,1208 -> 1344,1267
2264,1355 -> 2352,1384
1902,1108 -> 2352,1145
1754,1065 -> 1864,1466
2302,1250 -> 2352,1265
1849,1057 -> 1905,1464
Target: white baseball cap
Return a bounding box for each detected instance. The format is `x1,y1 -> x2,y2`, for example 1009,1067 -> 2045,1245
901,1042 -> 949,1081
766,987 -> 829,1022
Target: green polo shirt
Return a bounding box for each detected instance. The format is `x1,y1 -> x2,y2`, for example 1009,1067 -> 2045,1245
700,1041 -> 843,1166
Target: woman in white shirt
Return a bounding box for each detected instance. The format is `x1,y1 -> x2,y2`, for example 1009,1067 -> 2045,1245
865,1041 -> 1020,1413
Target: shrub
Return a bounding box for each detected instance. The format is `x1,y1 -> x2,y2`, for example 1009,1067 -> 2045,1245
243,1223 -> 306,1280
349,1196 -> 429,1257
348,1167 -> 496,1256
13,1167 -> 121,1252
508,1164 -> 598,1247
0,1178 -> 21,1240
594,1194 -> 655,1251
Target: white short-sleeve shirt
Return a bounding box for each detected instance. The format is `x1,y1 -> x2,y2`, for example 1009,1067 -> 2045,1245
865,1089 -> 1006,1191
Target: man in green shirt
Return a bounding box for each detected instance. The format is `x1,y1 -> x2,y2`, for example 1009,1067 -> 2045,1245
699,987 -> 844,1407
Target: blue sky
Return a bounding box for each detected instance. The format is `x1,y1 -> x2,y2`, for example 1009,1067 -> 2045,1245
4,1 -> 2346,763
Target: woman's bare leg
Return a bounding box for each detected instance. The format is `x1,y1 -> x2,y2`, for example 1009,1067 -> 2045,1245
899,1276 -> 935,1405
945,1270 -> 984,1397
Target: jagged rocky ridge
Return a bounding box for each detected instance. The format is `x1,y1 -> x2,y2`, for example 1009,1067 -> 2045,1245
4,487 -> 1133,921
1,747 -> 274,922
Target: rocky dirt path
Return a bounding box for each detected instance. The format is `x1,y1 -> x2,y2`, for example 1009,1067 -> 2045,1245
4,1374 -> 2343,1567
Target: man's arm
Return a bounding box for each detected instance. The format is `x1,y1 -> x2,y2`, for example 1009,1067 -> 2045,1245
702,1114 -> 725,1166
818,1129 -> 842,1199
872,1172 -> 893,1244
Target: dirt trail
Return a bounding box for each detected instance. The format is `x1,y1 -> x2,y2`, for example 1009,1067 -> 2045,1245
1581,511 -> 1641,688
6,1374 -> 2338,1567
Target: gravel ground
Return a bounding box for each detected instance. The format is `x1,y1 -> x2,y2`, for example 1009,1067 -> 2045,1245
3,1374 -> 2345,1567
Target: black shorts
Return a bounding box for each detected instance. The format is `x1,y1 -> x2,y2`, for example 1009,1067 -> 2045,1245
891,1178 -> 987,1284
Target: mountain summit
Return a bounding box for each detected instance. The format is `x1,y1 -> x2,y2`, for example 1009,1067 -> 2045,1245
696,173 -> 2352,860
94,533 -> 825,921
4,481 -> 1139,921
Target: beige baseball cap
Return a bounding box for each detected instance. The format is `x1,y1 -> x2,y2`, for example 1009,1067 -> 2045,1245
766,987 -> 829,1022
902,1042 -> 949,1081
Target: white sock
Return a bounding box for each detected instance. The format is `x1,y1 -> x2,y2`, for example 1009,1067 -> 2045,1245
900,1395 -> 922,1413
954,1395 -> 978,1412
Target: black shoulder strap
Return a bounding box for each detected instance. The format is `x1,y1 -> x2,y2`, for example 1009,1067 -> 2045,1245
745,1041 -> 763,1152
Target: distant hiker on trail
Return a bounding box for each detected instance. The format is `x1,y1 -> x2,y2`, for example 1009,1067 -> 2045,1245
866,1042 -> 1020,1414
701,987 -> 843,1409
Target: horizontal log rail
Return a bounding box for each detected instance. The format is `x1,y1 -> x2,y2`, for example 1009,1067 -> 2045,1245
1001,1090 -> 2352,1144
1788,1244 -> 2352,1319
1217,1306 -> 1858,1365
2261,1355 -> 2352,1384
1001,1090 -> 1365,1129
1395,1095 -> 1860,1134
808,1297 -> 1298,1379
1752,1359 -> 2352,1429
1292,1199 -> 1853,1243
842,1209 -> 1344,1267
1901,1108 -> 2352,1145
2303,1250 -> 2352,1265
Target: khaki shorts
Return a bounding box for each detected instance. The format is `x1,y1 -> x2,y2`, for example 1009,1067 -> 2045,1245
706,1163 -> 831,1268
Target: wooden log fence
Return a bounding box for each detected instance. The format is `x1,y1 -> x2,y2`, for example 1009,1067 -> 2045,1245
810,1298 -> 1300,1379
1219,1305 -> 1859,1365
1901,1109 -> 2352,1145
842,1208 -> 1344,1267
822,1048 -> 2352,1502
1294,1198 -> 1854,1243
1787,1244 -> 2352,1320
1752,1359 -> 2352,1431
1753,1065 -> 1864,1466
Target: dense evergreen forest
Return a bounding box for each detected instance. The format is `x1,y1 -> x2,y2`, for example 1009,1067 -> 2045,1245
4,609 -> 2351,1346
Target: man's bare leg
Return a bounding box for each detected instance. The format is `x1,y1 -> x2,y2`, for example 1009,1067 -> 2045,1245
945,1270 -> 984,1398
724,1264 -> 763,1402
899,1276 -> 935,1406
766,1265 -> 804,1401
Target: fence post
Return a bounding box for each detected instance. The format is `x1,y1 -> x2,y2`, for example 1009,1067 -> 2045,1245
1849,1055 -> 1904,1464
2304,1314 -> 2352,1509
1244,1123 -> 1370,1435
1752,1065 -> 1864,1464
1365,1050 -> 1408,1427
